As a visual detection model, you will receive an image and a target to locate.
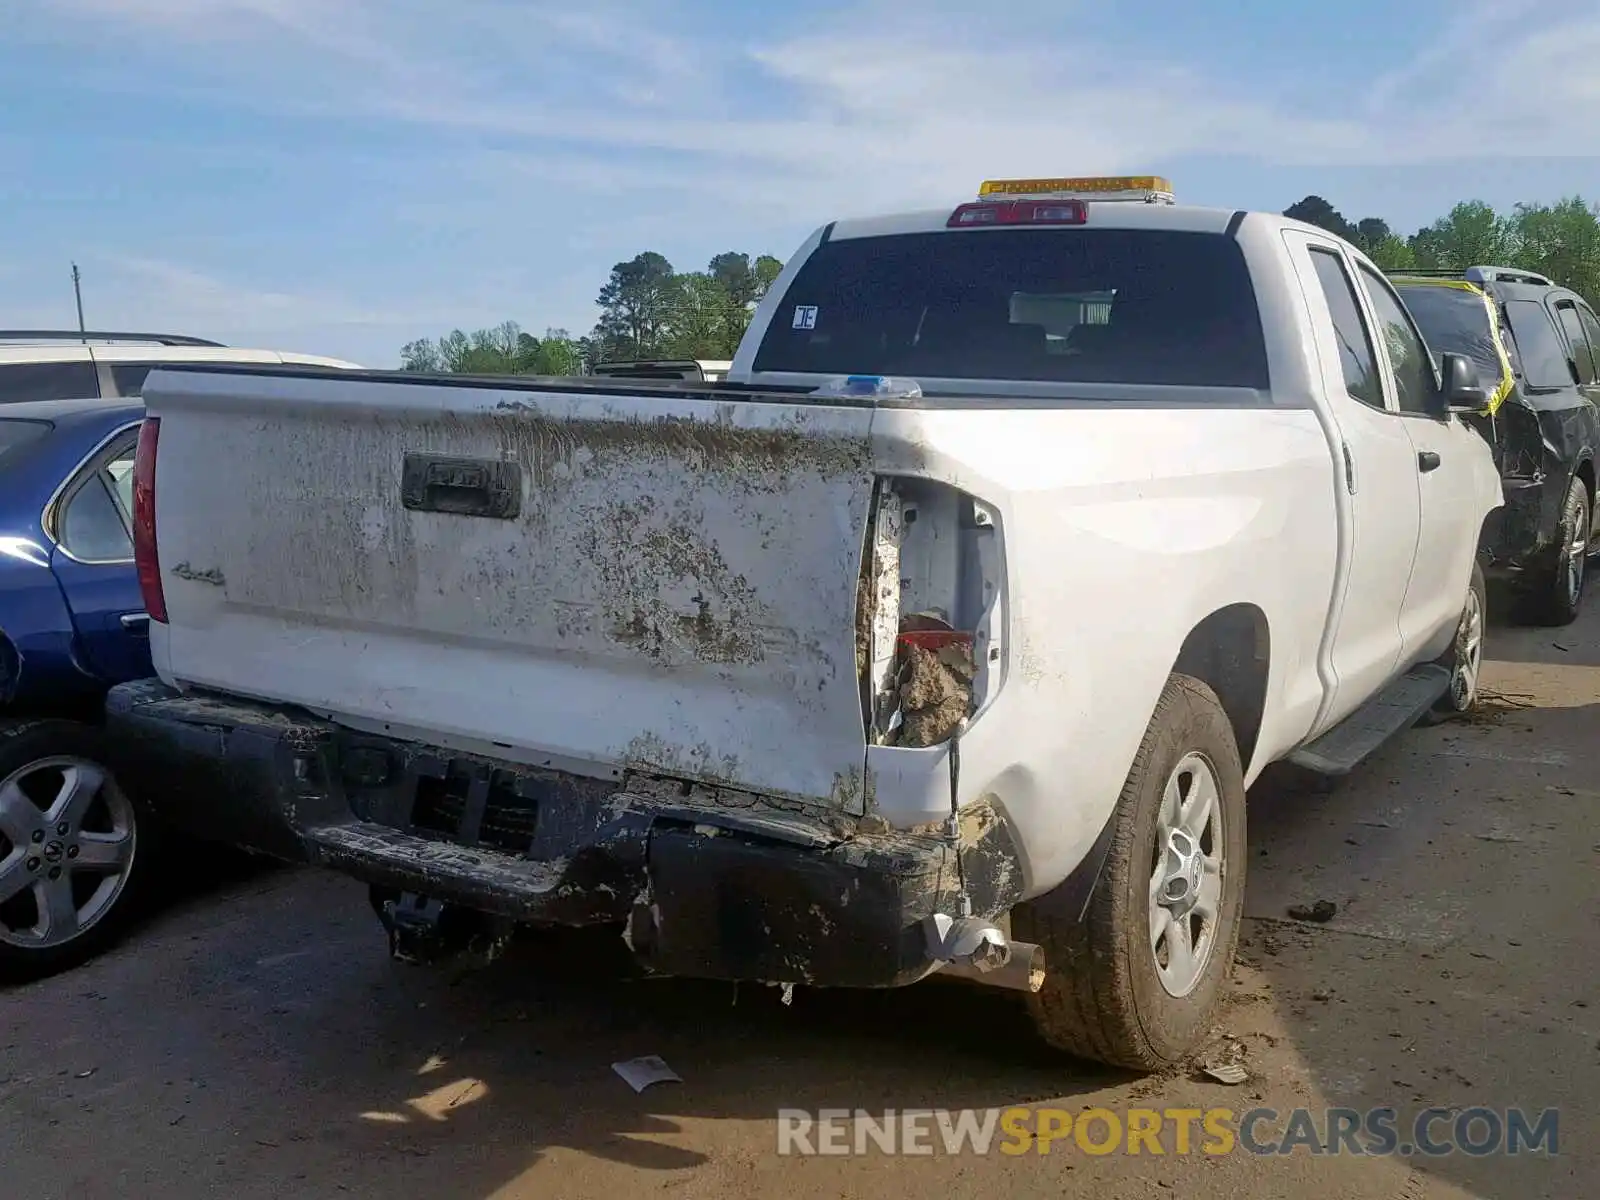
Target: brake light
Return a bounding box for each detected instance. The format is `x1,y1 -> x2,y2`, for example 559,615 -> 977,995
132,417 -> 167,624
947,199 -> 1088,228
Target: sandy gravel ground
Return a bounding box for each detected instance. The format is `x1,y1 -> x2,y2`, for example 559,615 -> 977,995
3,586 -> 1596,1199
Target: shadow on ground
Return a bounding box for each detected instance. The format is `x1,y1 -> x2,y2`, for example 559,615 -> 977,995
3,865 -> 1128,1198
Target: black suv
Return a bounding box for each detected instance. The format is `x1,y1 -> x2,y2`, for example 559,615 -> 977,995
1392,266 -> 1600,625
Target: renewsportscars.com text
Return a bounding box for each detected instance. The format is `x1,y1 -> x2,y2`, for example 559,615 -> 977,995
775,1106 -> 1559,1158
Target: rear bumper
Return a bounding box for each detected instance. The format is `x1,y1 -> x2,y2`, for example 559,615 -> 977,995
104,679 -> 1030,988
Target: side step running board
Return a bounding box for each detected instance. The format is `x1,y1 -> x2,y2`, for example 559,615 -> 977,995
1287,664 -> 1451,776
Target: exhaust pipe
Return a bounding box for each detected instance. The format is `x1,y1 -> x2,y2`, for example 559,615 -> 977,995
923,913 -> 1046,993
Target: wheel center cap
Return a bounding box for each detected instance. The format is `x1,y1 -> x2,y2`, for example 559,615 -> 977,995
42,840 -> 65,864
1158,828 -> 1204,914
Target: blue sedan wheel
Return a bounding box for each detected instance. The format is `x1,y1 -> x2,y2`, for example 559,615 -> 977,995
0,721 -> 147,979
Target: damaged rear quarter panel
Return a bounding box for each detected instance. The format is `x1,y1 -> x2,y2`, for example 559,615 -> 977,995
146,373 -> 880,811
863,402 -> 1335,900
146,371 -> 1339,884
1491,394 -> 1596,562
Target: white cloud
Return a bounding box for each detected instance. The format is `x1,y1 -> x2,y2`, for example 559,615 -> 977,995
1353,0 -> 1600,161
89,254 -> 397,331
0,253 -> 493,362
13,0 -> 1600,359
35,0 -> 1600,207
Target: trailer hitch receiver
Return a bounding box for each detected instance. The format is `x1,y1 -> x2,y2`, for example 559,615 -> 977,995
375,889 -> 514,967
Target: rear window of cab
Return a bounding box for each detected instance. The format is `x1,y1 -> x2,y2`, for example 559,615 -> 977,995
753,228 -> 1270,390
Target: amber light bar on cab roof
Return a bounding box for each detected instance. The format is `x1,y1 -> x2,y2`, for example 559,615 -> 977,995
948,175 -> 1176,228
977,175 -> 1176,204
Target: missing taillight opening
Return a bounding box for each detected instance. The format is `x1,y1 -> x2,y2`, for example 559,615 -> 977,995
857,478 -> 1005,747
132,417 -> 167,624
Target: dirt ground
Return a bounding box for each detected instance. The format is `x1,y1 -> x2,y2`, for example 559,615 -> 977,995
3,588 -> 1596,1200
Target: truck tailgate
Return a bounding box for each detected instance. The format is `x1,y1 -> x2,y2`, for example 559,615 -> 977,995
144,370 -> 878,810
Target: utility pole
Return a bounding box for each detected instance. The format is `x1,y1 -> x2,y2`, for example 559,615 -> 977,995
71,263 -> 86,341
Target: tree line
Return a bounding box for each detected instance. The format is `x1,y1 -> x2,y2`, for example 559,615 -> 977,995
397,195 -> 1600,373
1283,194 -> 1600,303
398,250 -> 783,375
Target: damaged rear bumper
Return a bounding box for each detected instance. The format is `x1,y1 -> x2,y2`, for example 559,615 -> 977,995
1477,398 -> 1580,582
1479,473 -> 1563,580
104,679 -> 1030,989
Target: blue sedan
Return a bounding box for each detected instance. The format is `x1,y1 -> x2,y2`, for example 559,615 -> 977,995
0,398 -> 153,979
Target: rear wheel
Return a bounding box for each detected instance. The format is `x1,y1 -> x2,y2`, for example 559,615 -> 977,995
0,722 -> 150,982
1534,477 -> 1589,626
1011,674 -> 1247,1071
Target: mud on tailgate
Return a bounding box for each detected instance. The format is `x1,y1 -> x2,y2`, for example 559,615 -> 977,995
151,384 -> 881,809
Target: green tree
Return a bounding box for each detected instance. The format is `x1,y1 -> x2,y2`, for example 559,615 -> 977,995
701,252 -> 787,355
531,328 -> 584,375
1355,218 -> 1393,251
1508,197 -> 1600,304
399,338 -> 441,372
586,249 -> 788,363
663,272 -> 741,359
707,252 -> 762,310
1366,234 -> 1416,272
1284,197 -> 1399,254
1284,195 -> 1359,242
593,252 -> 680,360
752,255 -> 783,298
398,322 -> 582,376
1409,201 -> 1511,271
1407,226 -> 1443,268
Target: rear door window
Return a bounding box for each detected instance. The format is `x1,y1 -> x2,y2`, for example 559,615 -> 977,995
55,436 -> 137,562
1555,301 -> 1596,385
1308,248 -> 1383,409
0,361 -> 101,403
1578,301 -> 1600,367
59,473 -> 132,561
753,228 -> 1271,390
1357,265 -> 1438,415
1505,300 -> 1577,390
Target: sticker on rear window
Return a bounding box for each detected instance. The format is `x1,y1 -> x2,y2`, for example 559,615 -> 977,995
792,305 -> 819,330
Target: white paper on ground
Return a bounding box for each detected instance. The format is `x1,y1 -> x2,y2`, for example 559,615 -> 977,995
612,1056 -> 683,1093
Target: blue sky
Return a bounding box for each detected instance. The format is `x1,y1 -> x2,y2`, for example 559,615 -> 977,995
3,0 -> 1598,367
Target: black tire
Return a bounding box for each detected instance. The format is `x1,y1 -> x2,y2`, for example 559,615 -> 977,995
1533,476 -> 1589,627
0,720 -> 154,983
1419,561 -> 1487,725
1010,674 -> 1247,1071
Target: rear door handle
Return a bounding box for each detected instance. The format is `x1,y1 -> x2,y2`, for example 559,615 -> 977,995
1418,451 -> 1441,473
119,612 -> 150,632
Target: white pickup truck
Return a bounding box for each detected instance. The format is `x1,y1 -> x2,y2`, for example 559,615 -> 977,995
105,175 -> 1502,1072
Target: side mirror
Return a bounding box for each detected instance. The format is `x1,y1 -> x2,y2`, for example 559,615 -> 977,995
1434,352 -> 1489,417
